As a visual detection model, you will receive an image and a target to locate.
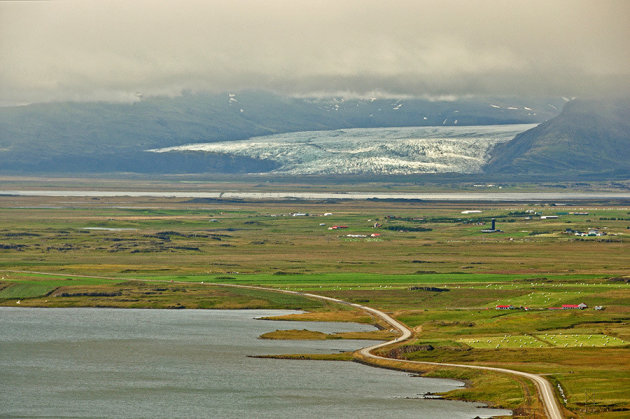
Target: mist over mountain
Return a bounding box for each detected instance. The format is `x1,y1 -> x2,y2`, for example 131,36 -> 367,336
0,91 -> 561,175
485,98 -> 630,177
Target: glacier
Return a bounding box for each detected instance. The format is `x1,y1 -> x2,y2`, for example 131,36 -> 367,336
149,124 -> 535,175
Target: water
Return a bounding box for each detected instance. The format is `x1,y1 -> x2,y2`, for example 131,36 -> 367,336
0,307 -> 510,418
2,189 -> 630,201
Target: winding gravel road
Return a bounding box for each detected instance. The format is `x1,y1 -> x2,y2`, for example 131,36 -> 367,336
291,290 -> 564,419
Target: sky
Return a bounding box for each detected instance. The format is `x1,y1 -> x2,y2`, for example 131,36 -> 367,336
1,0 -> 629,105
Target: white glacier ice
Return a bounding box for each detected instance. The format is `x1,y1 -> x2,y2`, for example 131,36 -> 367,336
149,124 -> 535,175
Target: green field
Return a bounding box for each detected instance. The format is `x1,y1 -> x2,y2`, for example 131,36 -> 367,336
460,334 -> 627,349
0,278 -> 114,299
538,333 -> 627,348
460,335 -> 547,349
1,191 -> 629,418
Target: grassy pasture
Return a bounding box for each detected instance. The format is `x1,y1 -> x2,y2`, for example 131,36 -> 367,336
1,195 -> 628,278
134,272 -> 604,289
460,335 -> 549,349
538,333 -> 627,348
459,334 -> 627,349
0,277 -> 114,299
0,281 -> 61,299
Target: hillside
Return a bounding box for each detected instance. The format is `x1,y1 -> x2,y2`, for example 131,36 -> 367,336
0,91 -> 560,174
485,99 -> 630,176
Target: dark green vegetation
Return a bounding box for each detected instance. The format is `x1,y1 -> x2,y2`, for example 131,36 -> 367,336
0,91 -> 561,174
1,192 -> 628,417
486,98 -> 630,177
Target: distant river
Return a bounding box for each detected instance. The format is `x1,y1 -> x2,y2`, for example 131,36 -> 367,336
2,189 -> 630,201
0,308 -> 510,418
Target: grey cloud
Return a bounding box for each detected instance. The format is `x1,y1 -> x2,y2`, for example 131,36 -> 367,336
1,0 -> 629,105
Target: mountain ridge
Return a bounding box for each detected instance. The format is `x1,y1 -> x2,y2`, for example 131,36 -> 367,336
484,98 -> 630,176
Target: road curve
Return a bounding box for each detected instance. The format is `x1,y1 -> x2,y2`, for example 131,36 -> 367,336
232,286 -> 564,419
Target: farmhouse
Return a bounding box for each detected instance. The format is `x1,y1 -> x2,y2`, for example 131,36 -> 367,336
567,228 -> 606,237
562,303 -> 588,310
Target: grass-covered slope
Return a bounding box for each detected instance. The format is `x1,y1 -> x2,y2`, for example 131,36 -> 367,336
485,98 -> 630,176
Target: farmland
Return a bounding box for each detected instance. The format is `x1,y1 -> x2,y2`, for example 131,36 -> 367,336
0,190 -> 628,417
459,334 -> 627,349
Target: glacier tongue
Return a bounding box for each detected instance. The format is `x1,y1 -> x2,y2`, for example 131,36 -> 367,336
150,124 -> 534,175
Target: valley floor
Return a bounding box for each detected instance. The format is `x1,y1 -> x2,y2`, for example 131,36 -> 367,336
0,189 -> 628,417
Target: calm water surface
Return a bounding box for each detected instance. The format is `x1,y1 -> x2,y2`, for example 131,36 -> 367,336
0,308 -> 510,418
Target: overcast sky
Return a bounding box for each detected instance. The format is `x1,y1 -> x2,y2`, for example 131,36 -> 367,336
1,0 -> 629,104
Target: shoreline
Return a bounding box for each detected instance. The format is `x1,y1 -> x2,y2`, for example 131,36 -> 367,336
1,303 -> 514,418
221,284 -> 559,418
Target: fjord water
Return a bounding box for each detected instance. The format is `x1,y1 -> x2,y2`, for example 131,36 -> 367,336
0,308 -> 510,418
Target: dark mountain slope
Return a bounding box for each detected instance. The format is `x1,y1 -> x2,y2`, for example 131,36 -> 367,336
485,99 -> 630,176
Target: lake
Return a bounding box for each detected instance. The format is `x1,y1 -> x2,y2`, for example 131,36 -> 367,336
0,307 -> 510,418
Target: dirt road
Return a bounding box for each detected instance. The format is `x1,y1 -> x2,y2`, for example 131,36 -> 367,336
296,291 -> 564,419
